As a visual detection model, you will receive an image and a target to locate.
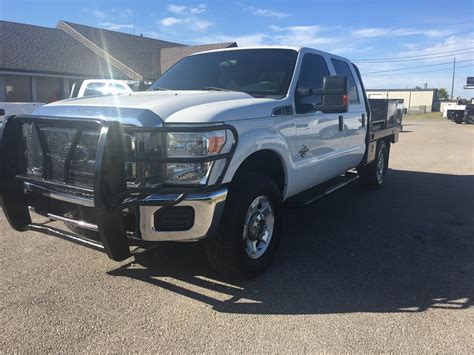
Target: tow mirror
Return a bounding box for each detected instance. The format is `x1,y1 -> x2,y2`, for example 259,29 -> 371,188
315,76 -> 349,113
296,76 -> 349,113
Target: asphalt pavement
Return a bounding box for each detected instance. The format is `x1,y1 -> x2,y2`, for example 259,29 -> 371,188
1,117 -> 473,352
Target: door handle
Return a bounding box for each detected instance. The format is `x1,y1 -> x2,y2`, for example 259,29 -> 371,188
338,115 -> 344,131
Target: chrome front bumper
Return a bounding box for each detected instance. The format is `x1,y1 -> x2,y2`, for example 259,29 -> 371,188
24,181 -> 227,242
138,188 -> 227,242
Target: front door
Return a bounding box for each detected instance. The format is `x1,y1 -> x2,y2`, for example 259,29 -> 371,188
294,53 -> 346,193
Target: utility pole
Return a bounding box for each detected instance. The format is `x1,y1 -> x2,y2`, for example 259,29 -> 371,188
133,18 -> 136,35
451,57 -> 456,99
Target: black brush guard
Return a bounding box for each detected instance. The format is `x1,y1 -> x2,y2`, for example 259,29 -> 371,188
0,115 -> 235,261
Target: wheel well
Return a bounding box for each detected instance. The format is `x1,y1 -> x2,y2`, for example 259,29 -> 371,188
233,150 -> 285,193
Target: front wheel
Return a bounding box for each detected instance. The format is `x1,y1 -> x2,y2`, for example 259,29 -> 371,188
204,173 -> 282,278
358,140 -> 389,189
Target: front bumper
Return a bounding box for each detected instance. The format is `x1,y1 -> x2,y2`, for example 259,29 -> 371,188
138,188 -> 227,241
0,115 -> 231,261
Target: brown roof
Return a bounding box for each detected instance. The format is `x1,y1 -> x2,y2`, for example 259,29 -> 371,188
59,21 -> 183,80
0,21 -> 128,78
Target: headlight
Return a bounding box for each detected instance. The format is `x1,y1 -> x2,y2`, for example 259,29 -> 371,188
166,161 -> 215,185
166,129 -> 234,185
167,130 -> 229,157
124,127 -> 236,186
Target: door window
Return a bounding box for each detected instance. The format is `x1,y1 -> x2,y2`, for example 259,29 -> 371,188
331,59 -> 360,104
295,54 -> 330,114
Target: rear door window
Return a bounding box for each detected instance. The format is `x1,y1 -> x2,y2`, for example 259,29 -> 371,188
331,59 -> 360,104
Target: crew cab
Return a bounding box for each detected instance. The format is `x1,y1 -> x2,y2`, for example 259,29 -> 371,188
0,47 -> 402,277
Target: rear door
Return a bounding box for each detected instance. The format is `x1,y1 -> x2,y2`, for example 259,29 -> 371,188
294,52 -> 345,192
330,58 -> 367,169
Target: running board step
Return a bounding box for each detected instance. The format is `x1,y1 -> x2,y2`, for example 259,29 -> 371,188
285,171 -> 359,208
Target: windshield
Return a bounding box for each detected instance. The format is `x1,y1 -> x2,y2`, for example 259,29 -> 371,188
150,49 -> 298,98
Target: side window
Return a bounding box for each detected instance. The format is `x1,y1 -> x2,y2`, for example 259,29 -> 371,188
295,53 -> 330,114
331,59 -> 360,104
83,83 -> 106,96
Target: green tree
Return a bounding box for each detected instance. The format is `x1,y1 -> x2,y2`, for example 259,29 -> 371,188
438,88 -> 449,99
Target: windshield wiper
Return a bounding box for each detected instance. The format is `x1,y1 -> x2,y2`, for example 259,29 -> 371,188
200,86 -> 233,92
152,87 -> 170,91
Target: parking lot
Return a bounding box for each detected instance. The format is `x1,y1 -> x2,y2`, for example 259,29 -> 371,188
1,116 -> 473,352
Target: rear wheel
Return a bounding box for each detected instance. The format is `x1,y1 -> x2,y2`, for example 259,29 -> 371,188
358,140 -> 389,189
204,172 -> 282,278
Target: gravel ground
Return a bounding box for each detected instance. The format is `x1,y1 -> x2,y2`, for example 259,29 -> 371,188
1,118 -> 473,352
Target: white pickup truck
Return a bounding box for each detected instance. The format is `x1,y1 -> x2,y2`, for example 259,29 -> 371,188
0,47 -> 402,277
69,79 -> 137,98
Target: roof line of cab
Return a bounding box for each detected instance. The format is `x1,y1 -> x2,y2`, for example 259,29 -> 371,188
190,45 -> 353,64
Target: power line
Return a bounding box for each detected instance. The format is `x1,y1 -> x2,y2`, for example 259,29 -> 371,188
362,59 -> 473,75
363,64 -> 474,76
355,50 -> 474,63
354,47 -> 474,62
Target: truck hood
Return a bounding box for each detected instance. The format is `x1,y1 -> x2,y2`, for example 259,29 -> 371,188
33,91 -> 280,127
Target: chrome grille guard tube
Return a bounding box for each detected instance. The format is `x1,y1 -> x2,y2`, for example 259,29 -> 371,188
0,115 -> 236,261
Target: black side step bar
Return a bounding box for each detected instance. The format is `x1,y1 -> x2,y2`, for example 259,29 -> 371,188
286,171 -> 359,208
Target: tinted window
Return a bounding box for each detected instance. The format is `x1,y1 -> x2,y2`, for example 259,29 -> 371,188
331,59 -> 360,104
84,83 -> 106,96
36,76 -> 61,103
295,54 -> 330,114
5,75 -> 31,102
150,49 -> 298,98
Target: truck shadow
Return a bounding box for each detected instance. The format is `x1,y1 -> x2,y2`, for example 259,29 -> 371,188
108,169 -> 474,315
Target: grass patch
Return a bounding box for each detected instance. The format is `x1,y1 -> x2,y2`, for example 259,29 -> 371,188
404,112 -> 444,120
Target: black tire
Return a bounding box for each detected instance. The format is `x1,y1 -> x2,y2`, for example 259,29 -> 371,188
204,172 -> 282,278
358,140 -> 389,189
454,117 -> 463,124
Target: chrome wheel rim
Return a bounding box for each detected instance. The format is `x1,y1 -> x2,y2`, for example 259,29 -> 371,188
243,195 -> 274,259
376,148 -> 385,183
